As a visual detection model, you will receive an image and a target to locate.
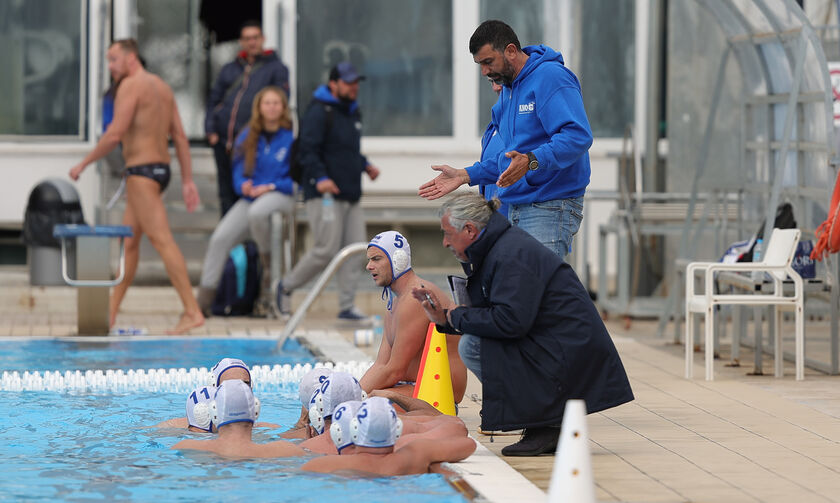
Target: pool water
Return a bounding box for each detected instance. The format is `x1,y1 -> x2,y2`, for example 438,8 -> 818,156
0,337 -> 314,373
0,338 -> 467,502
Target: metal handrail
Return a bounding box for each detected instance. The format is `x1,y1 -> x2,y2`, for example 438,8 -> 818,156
277,242 -> 369,346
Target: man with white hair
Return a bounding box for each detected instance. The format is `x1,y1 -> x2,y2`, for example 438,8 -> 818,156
171,379 -> 303,458
301,397 -> 476,474
360,231 -> 467,402
412,192 -> 634,456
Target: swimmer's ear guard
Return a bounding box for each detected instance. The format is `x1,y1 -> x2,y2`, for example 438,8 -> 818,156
308,392 -> 326,435
192,402 -> 213,431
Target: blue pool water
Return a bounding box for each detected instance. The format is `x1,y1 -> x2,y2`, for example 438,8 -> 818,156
0,338 -> 466,502
0,337 -> 314,372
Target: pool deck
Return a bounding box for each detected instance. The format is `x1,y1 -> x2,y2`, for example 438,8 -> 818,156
3,267 -> 840,503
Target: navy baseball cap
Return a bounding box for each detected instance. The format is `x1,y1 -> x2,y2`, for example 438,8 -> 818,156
329,62 -> 365,83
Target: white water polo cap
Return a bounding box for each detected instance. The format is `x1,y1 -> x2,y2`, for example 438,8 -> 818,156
368,231 -> 412,283
298,367 -> 334,409
208,358 -> 251,387
351,396 -> 403,448
308,371 -> 366,435
329,400 -> 363,453
211,379 -> 260,428
368,231 -> 411,310
185,385 -> 215,432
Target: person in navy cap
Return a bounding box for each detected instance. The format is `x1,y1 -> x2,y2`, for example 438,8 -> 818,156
275,61 -> 380,321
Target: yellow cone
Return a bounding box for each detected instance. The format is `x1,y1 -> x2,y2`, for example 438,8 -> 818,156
412,323 -> 456,416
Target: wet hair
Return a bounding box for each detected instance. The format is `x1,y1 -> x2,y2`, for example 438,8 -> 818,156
240,20 -> 263,37
469,20 -> 521,55
111,39 -> 139,56
439,193 -> 501,232
239,86 -> 292,177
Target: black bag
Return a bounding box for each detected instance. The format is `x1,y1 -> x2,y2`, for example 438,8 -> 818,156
212,240 -> 261,316
738,202 -> 798,262
289,103 -> 335,184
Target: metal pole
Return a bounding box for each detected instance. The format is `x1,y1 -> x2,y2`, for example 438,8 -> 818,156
277,242 -> 369,345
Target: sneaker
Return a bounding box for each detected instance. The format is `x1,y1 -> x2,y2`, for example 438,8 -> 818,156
500,426 -> 560,457
337,306 -> 369,321
273,280 -> 292,315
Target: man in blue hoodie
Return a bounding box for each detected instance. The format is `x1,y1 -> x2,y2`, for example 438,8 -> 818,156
419,20 -> 592,258
274,62 -> 380,321
205,20 -> 290,217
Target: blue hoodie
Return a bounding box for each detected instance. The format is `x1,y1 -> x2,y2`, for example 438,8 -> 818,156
231,126 -> 295,200
478,122 -> 509,217
465,45 -> 593,205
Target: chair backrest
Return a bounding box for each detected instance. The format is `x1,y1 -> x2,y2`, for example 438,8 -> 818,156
762,228 -> 801,279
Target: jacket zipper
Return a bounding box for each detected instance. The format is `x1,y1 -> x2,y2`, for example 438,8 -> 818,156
226,62 -> 253,151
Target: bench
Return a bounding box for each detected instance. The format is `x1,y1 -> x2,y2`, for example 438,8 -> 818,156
53,224 -> 133,335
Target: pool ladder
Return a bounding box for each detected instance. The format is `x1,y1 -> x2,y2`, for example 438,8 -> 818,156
277,242 -> 369,346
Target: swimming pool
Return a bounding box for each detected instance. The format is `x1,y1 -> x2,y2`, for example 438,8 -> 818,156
0,338 -> 467,502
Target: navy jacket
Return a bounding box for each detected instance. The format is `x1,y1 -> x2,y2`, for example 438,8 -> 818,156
438,212 -> 633,431
204,50 -> 290,144
298,85 -> 369,203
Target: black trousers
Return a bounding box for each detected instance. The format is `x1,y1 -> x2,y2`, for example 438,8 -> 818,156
212,142 -> 239,217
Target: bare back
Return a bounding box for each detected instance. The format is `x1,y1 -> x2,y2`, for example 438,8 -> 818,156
118,71 -> 174,167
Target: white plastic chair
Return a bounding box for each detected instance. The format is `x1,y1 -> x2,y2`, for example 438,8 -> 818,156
685,228 -> 804,380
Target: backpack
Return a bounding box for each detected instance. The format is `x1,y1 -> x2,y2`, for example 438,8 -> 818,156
289,103 -> 335,184
212,240 -> 261,316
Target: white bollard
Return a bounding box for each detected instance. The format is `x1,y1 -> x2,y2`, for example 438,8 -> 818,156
548,399 -> 595,503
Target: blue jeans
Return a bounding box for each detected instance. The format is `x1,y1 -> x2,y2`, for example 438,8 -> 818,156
458,333 -> 482,383
508,196 -> 584,258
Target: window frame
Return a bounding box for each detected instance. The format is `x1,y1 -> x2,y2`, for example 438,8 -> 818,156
0,0 -> 92,142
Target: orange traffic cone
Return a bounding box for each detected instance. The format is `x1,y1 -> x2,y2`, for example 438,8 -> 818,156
413,323 -> 456,415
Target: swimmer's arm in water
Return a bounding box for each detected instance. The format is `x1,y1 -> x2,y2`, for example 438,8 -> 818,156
168,97 -> 200,212
152,417 -> 189,428
70,79 -> 139,180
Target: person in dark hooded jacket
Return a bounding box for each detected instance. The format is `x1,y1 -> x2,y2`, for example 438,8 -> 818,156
204,20 -> 290,216
274,62 -> 380,321
412,192 -> 633,456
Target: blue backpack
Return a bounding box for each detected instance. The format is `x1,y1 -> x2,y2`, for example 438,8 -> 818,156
212,240 -> 261,316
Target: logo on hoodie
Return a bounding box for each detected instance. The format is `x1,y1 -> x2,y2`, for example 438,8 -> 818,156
518,101 -> 535,114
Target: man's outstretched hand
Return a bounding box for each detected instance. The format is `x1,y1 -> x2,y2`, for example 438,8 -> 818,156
418,165 -> 469,200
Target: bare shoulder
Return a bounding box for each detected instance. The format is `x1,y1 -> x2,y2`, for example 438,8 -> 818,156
171,438 -> 208,451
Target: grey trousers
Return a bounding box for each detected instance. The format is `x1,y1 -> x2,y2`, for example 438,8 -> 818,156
199,192 -> 295,289
282,198 -> 365,311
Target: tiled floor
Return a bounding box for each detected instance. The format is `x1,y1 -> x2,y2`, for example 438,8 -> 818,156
3,268 -> 840,503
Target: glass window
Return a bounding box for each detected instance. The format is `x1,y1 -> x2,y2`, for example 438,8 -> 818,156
478,1 -> 545,133
296,0 -> 453,136
577,0 -> 635,138
136,0 -> 209,140
0,0 -> 85,137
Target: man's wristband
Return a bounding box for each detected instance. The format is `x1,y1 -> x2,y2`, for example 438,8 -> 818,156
442,308 -> 449,324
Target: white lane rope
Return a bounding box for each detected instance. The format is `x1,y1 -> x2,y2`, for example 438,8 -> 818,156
0,361 -> 373,393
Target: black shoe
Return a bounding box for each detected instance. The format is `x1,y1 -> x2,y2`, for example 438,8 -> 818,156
500,426 -> 559,456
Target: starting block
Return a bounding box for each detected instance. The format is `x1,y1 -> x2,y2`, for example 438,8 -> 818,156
53,224 -> 133,335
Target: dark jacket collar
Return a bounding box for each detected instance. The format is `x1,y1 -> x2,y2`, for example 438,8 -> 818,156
461,212 -> 510,276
